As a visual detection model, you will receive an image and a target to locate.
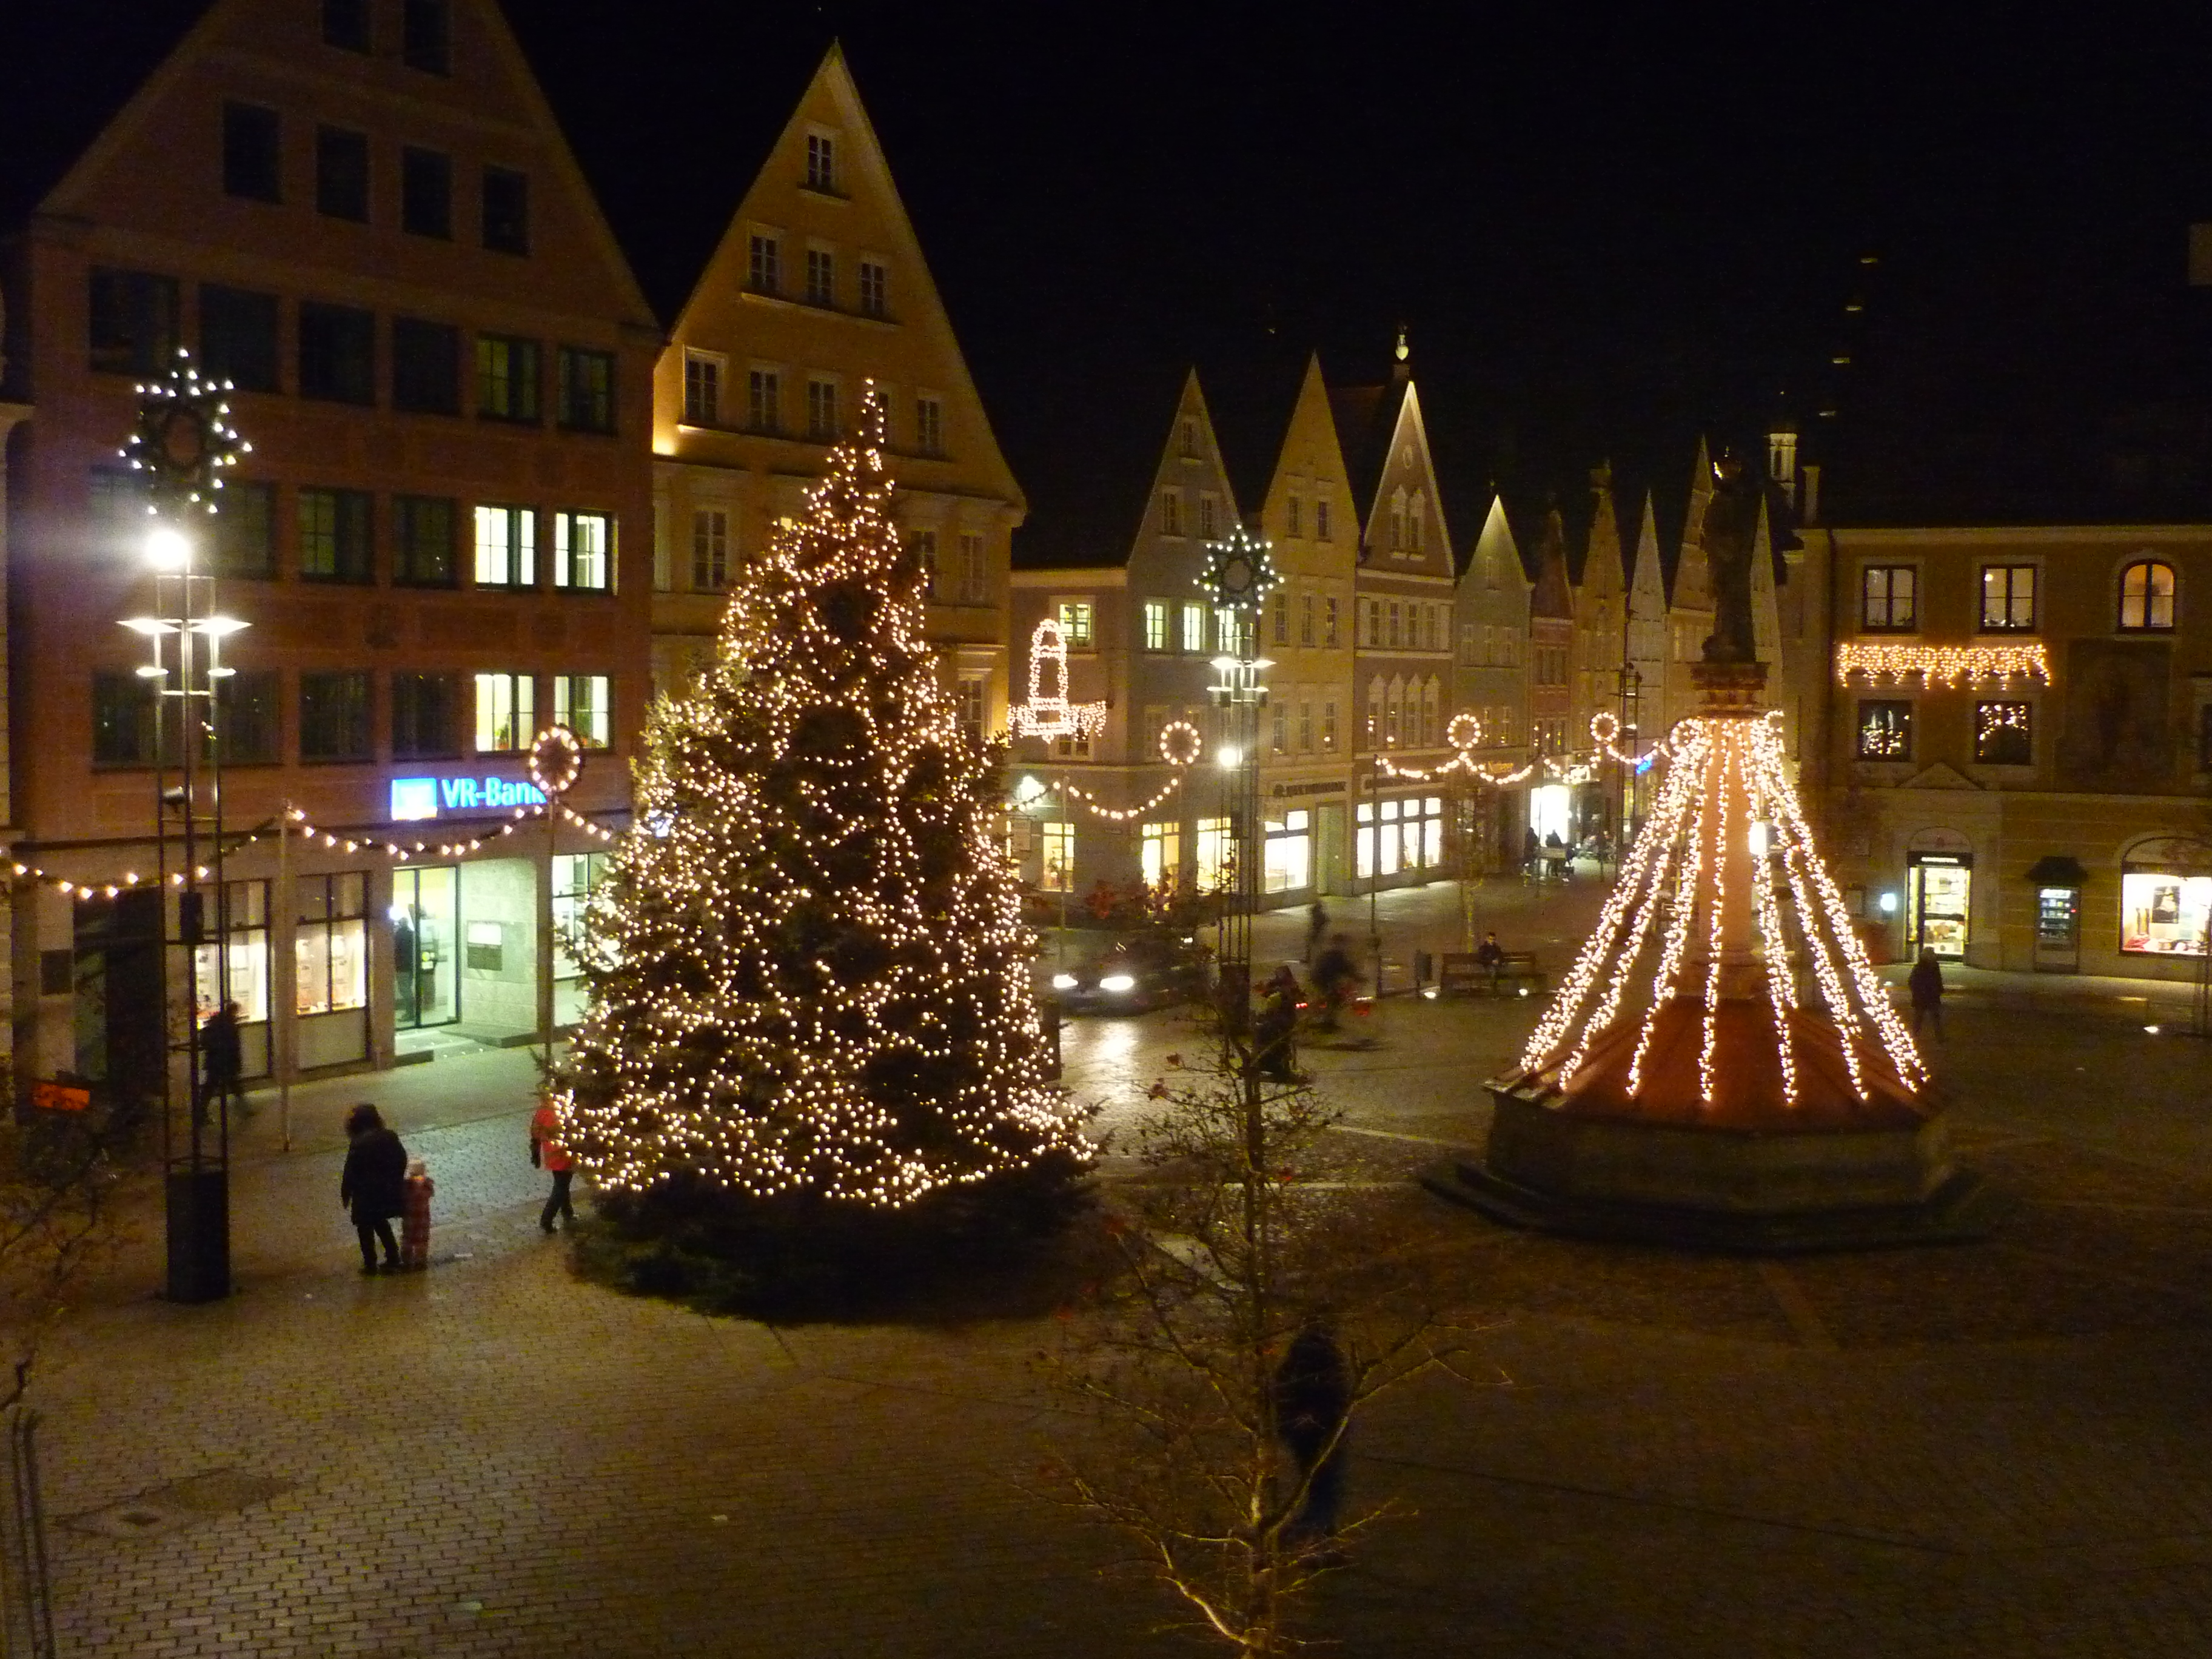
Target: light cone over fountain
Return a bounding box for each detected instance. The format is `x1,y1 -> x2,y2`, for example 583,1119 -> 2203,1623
1426,659 -> 1999,1251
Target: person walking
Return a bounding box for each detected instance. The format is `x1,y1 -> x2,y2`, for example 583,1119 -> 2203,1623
339,1103 -> 407,1275
1310,934 -> 1356,1032
1908,947 -> 1945,1039
1304,900 -> 1329,964
531,1095 -> 575,1232
1253,965 -> 1303,1082
200,1000 -> 246,1121
400,1158 -> 435,1271
1273,1320 -> 1352,1557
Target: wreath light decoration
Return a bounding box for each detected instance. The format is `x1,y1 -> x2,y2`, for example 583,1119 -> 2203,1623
1446,711 -> 1486,753
1158,720 -> 1203,766
529,725 -> 585,798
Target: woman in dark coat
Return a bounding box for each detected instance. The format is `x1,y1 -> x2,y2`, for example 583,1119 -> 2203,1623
340,1103 -> 408,1274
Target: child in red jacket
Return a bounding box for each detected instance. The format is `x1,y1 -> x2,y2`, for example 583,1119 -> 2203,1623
400,1158 -> 435,1270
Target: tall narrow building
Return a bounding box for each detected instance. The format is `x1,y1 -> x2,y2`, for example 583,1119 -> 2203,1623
652,45 -> 1022,742
1,0 -> 658,1089
1452,494 -> 1532,869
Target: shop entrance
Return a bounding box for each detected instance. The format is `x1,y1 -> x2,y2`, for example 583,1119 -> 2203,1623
391,866 -> 458,1029
1906,854 -> 1971,960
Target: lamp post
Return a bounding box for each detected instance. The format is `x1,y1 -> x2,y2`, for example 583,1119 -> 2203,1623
1198,527 -> 1280,1025
119,349 -> 249,1304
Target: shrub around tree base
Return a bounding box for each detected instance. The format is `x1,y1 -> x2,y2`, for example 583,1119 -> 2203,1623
570,1153 -> 1095,1321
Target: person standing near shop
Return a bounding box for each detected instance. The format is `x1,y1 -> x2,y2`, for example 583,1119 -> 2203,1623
200,1000 -> 246,1122
339,1103 -> 407,1275
1908,948 -> 1946,1039
531,1094 -> 575,1232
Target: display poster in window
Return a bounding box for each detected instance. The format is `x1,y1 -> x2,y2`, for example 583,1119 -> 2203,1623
2120,870 -> 2212,956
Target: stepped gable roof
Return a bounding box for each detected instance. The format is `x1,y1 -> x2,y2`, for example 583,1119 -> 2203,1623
0,1 -> 209,233
1012,359 -> 1194,571
1325,377 -> 1409,530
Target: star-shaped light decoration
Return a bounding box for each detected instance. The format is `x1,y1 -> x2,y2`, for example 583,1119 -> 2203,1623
1196,525 -> 1281,614
119,347 -> 251,519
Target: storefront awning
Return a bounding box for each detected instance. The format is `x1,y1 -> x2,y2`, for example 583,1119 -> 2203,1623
2025,854 -> 2088,886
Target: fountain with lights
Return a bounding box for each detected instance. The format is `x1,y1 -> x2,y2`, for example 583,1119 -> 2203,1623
1427,456 -> 2000,1250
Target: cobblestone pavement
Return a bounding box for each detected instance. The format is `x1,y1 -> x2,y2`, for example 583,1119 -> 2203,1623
35,878 -> 2212,1655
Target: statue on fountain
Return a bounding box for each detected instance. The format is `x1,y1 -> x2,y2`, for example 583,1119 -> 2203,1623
1700,450 -> 1762,665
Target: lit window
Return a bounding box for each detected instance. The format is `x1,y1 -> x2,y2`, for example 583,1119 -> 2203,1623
476,335 -> 540,423
2119,560 -> 2177,631
1861,565 -> 1917,632
1040,822 -> 1074,893
551,853 -> 609,980
1974,700 -> 2032,765
1180,602 -> 1205,652
554,511 -> 612,591
474,672 -> 535,752
1140,822 -> 1180,891
1980,565 -> 2036,631
1856,699 -> 1912,761
1142,600 -> 1168,651
554,674 -> 611,748
1056,602 -> 1093,648
473,504 -> 536,587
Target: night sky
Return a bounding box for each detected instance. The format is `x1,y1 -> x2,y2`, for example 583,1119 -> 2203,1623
11,3 -> 2212,537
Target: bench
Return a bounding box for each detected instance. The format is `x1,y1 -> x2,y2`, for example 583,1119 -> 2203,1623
1438,951 -> 1546,996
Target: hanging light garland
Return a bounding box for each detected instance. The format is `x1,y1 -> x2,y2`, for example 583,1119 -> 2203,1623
1834,640 -> 2052,688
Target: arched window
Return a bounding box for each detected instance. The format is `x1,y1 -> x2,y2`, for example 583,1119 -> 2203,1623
2120,559 -> 2177,631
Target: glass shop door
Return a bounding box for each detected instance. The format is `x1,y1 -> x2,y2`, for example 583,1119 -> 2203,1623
391,866 -> 460,1029
1908,856 -> 1972,961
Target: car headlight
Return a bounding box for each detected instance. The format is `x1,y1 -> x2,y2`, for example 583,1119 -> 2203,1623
1099,973 -> 1137,993
1051,973 -> 1078,990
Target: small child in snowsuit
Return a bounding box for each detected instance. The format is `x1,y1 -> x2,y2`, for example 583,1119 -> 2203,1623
400,1158 -> 435,1271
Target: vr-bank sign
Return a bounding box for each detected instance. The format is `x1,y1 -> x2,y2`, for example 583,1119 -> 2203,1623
390,774 -> 548,822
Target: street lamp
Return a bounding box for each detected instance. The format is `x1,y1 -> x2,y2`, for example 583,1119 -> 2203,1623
1198,526 -> 1281,1024
119,349 -> 250,1304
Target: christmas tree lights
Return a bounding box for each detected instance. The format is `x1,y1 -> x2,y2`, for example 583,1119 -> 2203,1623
558,388 -> 1088,1207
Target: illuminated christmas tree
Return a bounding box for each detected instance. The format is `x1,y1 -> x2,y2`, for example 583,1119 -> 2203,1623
560,389 -> 1088,1215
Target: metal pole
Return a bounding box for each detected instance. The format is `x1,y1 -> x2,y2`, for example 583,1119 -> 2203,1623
276,800 -> 292,1152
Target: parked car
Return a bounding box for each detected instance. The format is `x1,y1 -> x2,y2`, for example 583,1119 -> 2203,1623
1045,931 -> 1209,1014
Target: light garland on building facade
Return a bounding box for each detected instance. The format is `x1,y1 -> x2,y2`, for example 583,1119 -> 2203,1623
556,386 -> 1088,1209
1834,640 -> 2052,688
1006,617 -> 1108,743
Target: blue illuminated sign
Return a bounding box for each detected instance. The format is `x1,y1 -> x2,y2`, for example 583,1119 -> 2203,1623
389,774 -> 548,822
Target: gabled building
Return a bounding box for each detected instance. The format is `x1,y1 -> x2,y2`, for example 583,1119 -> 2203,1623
1571,464 -> 1628,758
651,44 -> 1023,740
1008,370 -> 1245,907
1330,338 -> 1458,890
1452,494 -> 1532,868
1663,437 -> 1717,737
1623,490 -> 1671,823
1246,354 -> 1361,896
1,0 -> 658,1087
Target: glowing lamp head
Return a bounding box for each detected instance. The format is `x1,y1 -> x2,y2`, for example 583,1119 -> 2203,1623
1216,746 -> 1241,770
145,525 -> 191,571
1878,891 -> 1899,916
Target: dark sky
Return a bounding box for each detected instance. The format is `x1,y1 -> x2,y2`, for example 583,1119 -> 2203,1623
12,3 -> 2212,537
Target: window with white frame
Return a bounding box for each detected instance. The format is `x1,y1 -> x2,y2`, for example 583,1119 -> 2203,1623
1322,700 -> 1338,750
691,509 -> 729,591
473,504 -> 535,588
2120,559 -> 2177,631
858,259 -> 888,317
1299,594 -> 1315,646
1180,600 -> 1205,652
911,529 -> 938,595
682,350 -> 722,424
1272,592 -> 1289,645
805,378 -> 839,440
956,532 -> 985,602
1140,822 -> 1179,891
1142,600 -> 1169,651
956,676 -> 987,743
554,674 -> 611,747
747,232 -> 780,293
805,132 -> 837,192
1161,491 -> 1182,536
474,672 -> 534,752
1860,565 -> 1917,632
915,395 -> 943,455
553,510 -> 611,591
1316,499 -> 1332,541
1056,600 -> 1093,648
1199,495 -> 1218,538
1297,700 -> 1313,751
1040,820 -> 1074,892
805,247 -> 835,306
747,367 -> 780,433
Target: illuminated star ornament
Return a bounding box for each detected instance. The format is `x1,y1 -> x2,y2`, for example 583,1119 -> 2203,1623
1007,617 -> 1107,743
1196,525 -> 1281,613
119,347 -> 251,517
555,384 -> 1090,1210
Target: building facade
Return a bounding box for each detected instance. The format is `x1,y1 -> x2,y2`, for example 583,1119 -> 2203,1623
650,45 -> 1023,740
1811,521 -> 2212,979
1,0 -> 657,1093
1452,494 -> 1532,869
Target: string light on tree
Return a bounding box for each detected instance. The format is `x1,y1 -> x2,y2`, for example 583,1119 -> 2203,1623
557,384 -> 1088,1208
